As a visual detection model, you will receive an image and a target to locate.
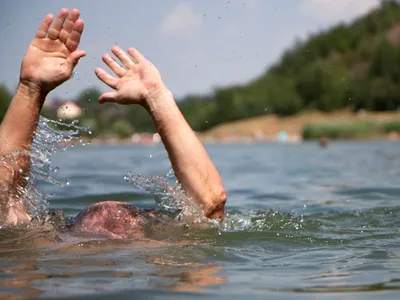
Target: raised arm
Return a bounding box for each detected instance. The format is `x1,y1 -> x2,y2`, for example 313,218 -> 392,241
0,9 -> 86,225
95,46 -> 227,219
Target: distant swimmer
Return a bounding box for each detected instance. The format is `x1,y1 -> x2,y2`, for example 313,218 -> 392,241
0,9 -> 226,238
319,136 -> 328,148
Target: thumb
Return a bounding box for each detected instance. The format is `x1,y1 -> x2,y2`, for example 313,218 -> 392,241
67,50 -> 86,71
99,92 -> 118,104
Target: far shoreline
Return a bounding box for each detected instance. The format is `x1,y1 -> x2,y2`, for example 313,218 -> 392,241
74,109 -> 399,147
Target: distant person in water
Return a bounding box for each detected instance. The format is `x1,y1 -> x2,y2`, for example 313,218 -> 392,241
319,136 -> 328,148
0,9 -> 226,238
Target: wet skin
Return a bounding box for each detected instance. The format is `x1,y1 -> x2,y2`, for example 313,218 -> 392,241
0,9 -> 227,227
68,201 -> 158,239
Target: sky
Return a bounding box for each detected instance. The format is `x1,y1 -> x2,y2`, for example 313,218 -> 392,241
0,0 -> 380,101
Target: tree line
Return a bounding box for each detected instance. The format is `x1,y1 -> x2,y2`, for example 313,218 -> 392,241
1,0 -> 400,138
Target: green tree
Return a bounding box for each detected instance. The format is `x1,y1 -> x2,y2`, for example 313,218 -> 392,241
26,0 -> 400,136
369,38 -> 400,80
296,61 -> 350,111
110,119 -> 134,139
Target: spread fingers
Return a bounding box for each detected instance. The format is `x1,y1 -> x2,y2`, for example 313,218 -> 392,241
102,53 -> 126,77
47,8 -> 69,40
59,8 -> 80,43
112,46 -> 136,69
35,14 -> 54,39
95,67 -> 119,89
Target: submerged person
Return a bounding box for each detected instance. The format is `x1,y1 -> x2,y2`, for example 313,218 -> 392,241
0,9 -> 226,238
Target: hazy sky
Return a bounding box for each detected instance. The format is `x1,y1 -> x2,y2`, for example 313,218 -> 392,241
0,0 -> 380,101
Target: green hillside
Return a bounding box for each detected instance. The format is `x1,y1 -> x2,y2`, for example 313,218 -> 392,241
1,0 -> 400,138
179,0 -> 400,132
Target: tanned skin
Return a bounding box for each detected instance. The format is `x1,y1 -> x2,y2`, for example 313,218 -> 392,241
0,9 -> 226,237
0,9 -> 85,225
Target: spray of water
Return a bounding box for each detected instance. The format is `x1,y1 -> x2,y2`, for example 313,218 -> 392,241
3,116 -> 293,234
0,116 -> 90,217
124,169 -> 210,224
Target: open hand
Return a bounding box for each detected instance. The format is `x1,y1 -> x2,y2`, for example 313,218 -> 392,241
20,8 -> 86,94
95,46 -> 164,105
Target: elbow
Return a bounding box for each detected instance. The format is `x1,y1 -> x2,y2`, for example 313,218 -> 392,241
217,187 -> 227,206
205,186 -> 227,220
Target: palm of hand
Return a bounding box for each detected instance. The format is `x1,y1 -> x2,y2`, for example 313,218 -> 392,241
21,39 -> 71,91
95,46 -> 164,105
114,70 -> 149,105
19,9 -> 85,94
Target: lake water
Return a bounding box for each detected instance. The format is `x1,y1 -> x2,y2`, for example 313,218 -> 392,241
1,141 -> 400,299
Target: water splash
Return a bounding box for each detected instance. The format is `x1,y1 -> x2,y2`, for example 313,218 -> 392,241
0,117 -> 90,217
124,169 -> 208,224
221,209 -> 306,232
123,170 -> 307,233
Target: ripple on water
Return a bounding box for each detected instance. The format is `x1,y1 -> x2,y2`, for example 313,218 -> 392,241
1,124 -> 400,299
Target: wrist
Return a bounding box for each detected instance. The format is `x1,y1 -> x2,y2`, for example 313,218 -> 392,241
17,80 -> 48,103
146,80 -> 171,98
143,81 -> 174,109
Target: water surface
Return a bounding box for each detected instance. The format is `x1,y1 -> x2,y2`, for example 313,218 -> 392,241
1,141 -> 400,299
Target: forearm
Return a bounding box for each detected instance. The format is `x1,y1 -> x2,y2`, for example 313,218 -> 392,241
144,88 -> 226,219
0,82 -> 45,156
0,83 -> 44,224
0,82 -> 46,186
94,45 -> 226,218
